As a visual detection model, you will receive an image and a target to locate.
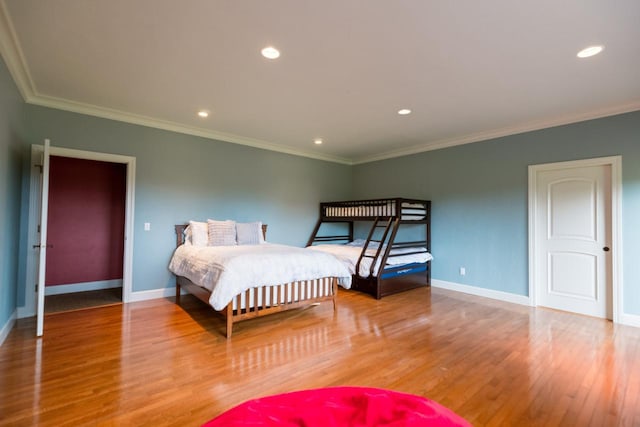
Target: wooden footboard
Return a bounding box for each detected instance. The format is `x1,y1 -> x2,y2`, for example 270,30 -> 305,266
176,275 -> 338,338
173,223 -> 339,338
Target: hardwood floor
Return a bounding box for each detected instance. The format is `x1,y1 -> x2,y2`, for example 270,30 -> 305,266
45,288 -> 122,314
1,287 -> 639,426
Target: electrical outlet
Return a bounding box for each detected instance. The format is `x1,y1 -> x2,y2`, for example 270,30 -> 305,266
459,267 -> 466,276
144,222 -> 151,231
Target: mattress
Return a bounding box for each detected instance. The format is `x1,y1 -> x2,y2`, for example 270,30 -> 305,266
169,243 -> 351,310
307,241 -> 432,277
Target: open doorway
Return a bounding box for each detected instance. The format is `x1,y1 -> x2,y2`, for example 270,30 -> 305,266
44,156 -> 126,314
22,144 -> 135,331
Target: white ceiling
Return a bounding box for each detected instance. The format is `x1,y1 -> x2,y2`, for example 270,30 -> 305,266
1,0 -> 639,164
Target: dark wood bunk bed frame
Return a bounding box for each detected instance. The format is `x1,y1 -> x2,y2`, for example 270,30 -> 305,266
174,224 -> 338,338
307,198 -> 431,299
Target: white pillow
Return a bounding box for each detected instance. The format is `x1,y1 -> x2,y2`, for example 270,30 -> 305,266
188,221 -> 209,247
182,225 -> 193,245
207,219 -> 237,246
236,222 -> 265,245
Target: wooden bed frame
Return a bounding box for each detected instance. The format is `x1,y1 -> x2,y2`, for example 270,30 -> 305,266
307,198 -> 431,299
174,224 -> 339,338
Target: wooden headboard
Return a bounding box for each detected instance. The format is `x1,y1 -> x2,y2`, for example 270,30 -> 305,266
174,223 -> 268,247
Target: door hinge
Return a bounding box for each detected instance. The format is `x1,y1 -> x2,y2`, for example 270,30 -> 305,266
37,224 -> 41,233
35,284 -> 38,292
35,164 -> 43,174
33,244 -> 53,249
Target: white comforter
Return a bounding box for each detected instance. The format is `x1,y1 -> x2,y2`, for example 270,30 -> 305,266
169,243 -> 352,310
307,242 -> 433,277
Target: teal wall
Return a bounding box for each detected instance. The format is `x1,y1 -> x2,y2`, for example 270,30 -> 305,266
353,111 -> 640,315
18,105 -> 352,303
2,48 -> 640,331
0,55 -> 26,330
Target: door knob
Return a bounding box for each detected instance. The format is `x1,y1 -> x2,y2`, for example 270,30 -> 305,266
603,247 -> 610,252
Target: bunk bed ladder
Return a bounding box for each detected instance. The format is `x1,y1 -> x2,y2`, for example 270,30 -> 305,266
375,217 -> 402,277
307,219 -> 353,246
306,219 -> 323,247
355,217 -> 399,278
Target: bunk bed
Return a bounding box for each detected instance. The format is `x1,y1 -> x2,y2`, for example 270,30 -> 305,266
170,222 -> 351,338
307,198 -> 431,299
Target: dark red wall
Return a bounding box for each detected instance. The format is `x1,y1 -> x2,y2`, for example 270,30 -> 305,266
45,156 -> 126,286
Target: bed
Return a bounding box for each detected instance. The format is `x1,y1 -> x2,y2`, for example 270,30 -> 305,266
169,222 -> 351,338
307,198 -> 431,299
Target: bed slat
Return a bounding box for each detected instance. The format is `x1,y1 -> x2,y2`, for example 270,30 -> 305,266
174,224 -> 339,338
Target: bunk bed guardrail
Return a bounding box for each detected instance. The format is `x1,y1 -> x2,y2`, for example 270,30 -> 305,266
319,197 -> 429,221
308,198 -> 432,299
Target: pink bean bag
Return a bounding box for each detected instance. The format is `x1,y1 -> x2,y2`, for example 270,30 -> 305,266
203,386 -> 471,427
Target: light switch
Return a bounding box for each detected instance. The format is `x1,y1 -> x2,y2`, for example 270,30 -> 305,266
144,222 -> 151,231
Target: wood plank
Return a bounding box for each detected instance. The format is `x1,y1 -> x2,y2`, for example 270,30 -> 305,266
1,287 -> 639,426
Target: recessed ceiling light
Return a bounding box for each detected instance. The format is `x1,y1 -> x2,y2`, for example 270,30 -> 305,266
314,138 -> 323,145
398,109 -> 412,115
577,45 -> 604,58
261,46 -> 280,59
197,110 -> 209,118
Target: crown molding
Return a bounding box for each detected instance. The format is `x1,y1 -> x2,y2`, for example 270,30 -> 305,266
0,0 -> 36,101
352,102 -> 640,165
29,94 -> 353,165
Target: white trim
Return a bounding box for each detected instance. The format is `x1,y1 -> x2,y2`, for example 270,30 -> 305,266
620,313 -> 640,328
431,279 -> 530,306
32,94 -> 353,165
29,87 -> 640,167
527,164 -> 536,308
528,156 -> 623,323
16,306 -> 33,319
129,287 -> 183,303
0,310 -> 17,346
612,157 -> 623,324
28,89 -> 640,167
122,156 -> 136,304
353,104 -> 640,164
36,139 -> 50,336
15,280 -> 122,316
0,0 -> 37,100
49,146 -> 134,164
44,279 -> 122,296
22,145 -> 43,320
25,144 -> 136,317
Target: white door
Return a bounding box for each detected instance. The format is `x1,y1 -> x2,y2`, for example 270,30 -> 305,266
36,139 -> 51,336
535,164 -> 612,319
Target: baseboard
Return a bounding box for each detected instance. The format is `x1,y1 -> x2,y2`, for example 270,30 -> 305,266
129,287 -> 184,303
431,279 -> 531,306
45,279 -> 123,296
19,286 -> 185,313
620,312 -> 640,328
13,283 -> 639,329
15,279 -> 124,319
17,306 -> 34,319
0,310 -> 17,346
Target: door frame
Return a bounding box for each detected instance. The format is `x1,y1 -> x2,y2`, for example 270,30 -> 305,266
528,156 -> 622,323
22,144 -> 136,319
